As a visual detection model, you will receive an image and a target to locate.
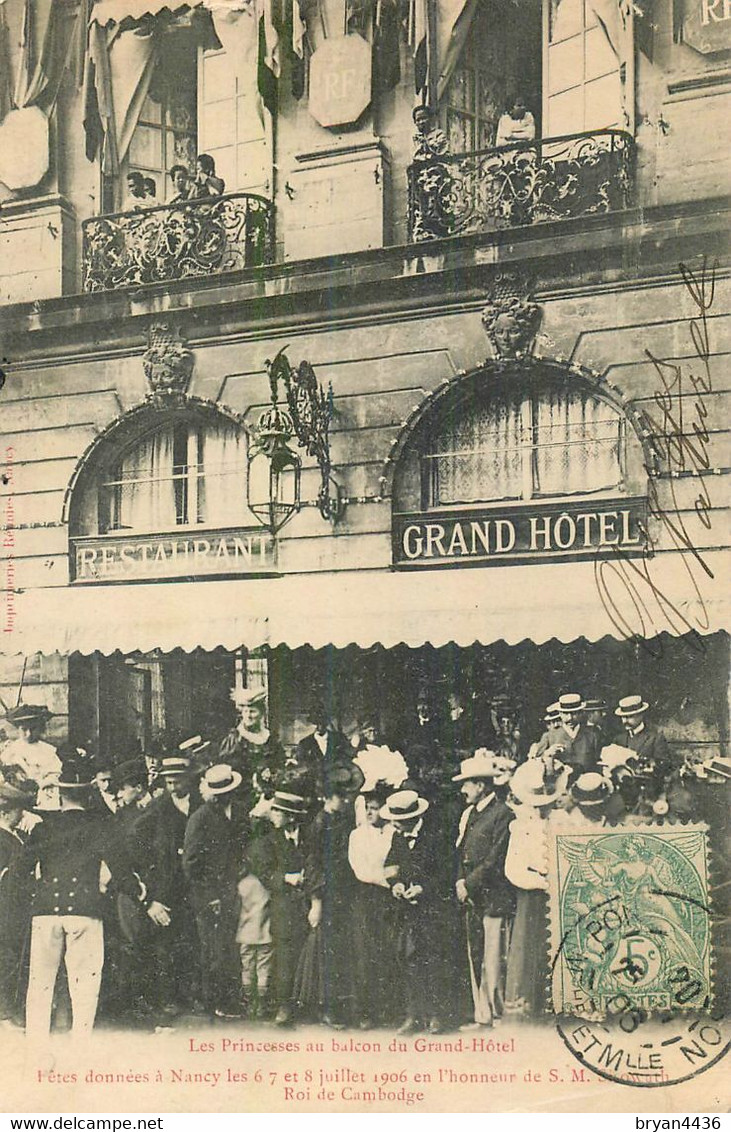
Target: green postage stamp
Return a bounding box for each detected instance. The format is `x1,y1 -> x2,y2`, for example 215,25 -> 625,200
548,825 -> 712,1018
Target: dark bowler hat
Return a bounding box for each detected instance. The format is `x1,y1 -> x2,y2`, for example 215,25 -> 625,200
0,776 -> 38,807
58,749 -> 94,790
322,762 -> 365,797
111,759 -> 148,791
5,703 -> 52,726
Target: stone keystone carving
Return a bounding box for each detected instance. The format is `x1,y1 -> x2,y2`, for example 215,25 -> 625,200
481,273 -> 542,360
143,322 -> 194,401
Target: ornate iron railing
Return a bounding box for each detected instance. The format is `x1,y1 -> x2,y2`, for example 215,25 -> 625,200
82,192 -> 275,292
407,129 -> 635,243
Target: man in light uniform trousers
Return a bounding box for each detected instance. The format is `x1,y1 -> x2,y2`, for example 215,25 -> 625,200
23,751 -> 145,1042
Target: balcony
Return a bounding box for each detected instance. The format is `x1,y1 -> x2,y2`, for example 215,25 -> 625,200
82,192 -> 275,293
407,129 -> 635,243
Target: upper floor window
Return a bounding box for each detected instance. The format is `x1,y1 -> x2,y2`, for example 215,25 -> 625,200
425,383 -> 624,508
392,368 -> 646,516
101,417 -> 247,533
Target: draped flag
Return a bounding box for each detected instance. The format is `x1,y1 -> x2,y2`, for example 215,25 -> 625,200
373,0 -> 401,93
410,0 -> 428,100
291,0 -> 305,99
257,0 -> 280,115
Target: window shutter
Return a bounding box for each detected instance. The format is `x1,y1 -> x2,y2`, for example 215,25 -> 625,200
543,0 -> 634,137
198,19 -> 272,196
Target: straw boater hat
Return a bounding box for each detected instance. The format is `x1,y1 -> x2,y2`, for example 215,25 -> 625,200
159,755 -> 192,777
379,789 -> 429,823
543,702 -> 561,723
202,763 -> 242,795
270,790 -> 309,815
178,733 -> 212,759
571,772 -> 613,807
452,751 -> 516,786
615,694 -> 649,718
557,694 -> 585,714
584,698 -> 608,713
5,703 -> 52,727
510,758 -> 571,807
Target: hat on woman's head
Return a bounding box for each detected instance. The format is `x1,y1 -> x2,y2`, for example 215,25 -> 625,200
322,762 -> 365,797
5,703 -> 52,727
510,758 -> 570,807
230,687 -> 267,709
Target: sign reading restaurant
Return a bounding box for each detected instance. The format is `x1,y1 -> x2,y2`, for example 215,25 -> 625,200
393,498 -> 646,568
72,528 -> 277,582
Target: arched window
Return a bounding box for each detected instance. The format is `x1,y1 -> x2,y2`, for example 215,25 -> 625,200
69,405 -> 249,537
393,368 -> 645,516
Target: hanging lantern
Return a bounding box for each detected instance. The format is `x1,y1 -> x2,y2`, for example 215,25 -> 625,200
247,402 -> 301,534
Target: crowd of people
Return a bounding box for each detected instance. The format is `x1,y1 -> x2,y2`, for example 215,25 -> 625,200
0,685 -> 727,1041
123,153 -> 226,212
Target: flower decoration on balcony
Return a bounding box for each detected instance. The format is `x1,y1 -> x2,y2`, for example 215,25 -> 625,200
481,273 -> 542,360
142,322 -> 194,403
266,347 -> 342,523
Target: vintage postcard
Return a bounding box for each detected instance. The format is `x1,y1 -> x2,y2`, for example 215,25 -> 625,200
0,0 -> 729,1115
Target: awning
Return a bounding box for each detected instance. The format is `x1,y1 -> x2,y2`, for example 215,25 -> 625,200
3,553 -> 728,656
90,0 -> 200,26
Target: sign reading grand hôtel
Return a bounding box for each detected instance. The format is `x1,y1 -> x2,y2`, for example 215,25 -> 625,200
394,498 -> 646,569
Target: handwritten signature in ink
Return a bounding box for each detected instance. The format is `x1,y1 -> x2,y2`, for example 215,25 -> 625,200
594,256 -> 717,657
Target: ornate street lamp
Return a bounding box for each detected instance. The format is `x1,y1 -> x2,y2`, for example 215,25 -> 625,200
247,383 -> 301,535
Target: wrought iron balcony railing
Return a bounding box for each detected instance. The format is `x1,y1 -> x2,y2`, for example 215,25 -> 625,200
407,128 -> 635,243
82,192 -> 275,292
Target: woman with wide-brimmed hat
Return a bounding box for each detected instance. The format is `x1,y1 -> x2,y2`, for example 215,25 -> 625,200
294,762 -> 365,1028
1,704 -> 60,810
504,756 -> 571,1018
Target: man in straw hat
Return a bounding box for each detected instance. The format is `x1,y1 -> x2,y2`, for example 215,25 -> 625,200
183,763 -> 246,1019
0,775 -> 37,1026
247,789 -> 311,1024
535,693 -> 600,775
22,750 -> 147,1042
382,787 -> 459,1034
453,752 -> 516,1030
133,748 -> 201,1018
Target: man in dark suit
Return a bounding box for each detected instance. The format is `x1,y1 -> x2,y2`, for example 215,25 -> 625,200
247,789 -> 309,1025
453,752 -> 516,1030
382,789 -> 459,1034
612,695 -> 676,812
182,763 -> 246,1019
535,693 -> 600,775
134,753 -> 200,1016
0,777 -> 36,1026
291,703 -> 351,792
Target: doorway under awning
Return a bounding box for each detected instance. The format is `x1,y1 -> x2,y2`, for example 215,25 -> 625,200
3,550 -> 728,657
